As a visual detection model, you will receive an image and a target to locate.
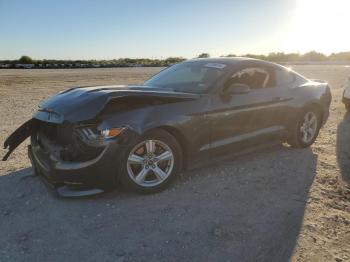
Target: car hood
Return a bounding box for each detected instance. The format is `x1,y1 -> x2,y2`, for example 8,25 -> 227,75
34,85 -> 200,123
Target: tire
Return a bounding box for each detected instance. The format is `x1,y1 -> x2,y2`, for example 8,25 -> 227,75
287,107 -> 322,148
119,129 -> 182,193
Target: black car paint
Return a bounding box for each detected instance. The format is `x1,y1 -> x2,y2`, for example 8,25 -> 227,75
36,86 -> 200,124
3,119 -> 39,161
2,58 -> 331,196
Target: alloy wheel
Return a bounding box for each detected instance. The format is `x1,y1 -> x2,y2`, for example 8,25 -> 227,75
127,139 -> 174,187
300,112 -> 318,143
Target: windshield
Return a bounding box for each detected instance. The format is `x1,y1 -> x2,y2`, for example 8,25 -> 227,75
144,61 -> 227,93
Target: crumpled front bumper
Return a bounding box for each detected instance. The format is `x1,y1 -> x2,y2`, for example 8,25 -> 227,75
28,139 -> 124,197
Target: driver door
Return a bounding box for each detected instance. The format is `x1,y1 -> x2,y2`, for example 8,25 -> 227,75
207,63 -> 290,157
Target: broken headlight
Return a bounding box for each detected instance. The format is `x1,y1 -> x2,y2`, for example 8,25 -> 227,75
75,126 -> 126,146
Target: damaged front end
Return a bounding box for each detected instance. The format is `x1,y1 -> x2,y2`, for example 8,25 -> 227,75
3,116 -> 133,197
3,85 -> 198,197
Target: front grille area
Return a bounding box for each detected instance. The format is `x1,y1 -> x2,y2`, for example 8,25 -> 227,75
35,120 -> 104,162
38,122 -> 74,145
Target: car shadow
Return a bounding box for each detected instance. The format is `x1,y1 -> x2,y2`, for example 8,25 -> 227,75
336,112 -> 350,183
0,145 -> 317,262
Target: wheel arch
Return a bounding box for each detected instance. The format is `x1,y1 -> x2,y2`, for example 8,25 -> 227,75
302,101 -> 324,124
155,125 -> 189,170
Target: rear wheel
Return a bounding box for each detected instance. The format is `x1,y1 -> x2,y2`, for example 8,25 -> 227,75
119,129 -> 182,193
287,107 -> 321,148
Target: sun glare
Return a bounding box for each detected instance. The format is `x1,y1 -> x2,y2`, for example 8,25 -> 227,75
285,0 -> 350,54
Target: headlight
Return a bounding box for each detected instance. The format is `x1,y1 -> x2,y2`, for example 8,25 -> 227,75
76,126 -> 126,146
100,128 -> 125,138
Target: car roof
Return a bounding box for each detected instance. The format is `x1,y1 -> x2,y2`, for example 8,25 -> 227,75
187,57 -> 254,64
183,57 -> 302,77
185,57 -> 282,67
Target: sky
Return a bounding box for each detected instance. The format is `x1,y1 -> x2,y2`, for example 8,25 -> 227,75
0,0 -> 349,60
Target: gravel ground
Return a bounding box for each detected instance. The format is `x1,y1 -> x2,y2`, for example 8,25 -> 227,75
0,66 -> 349,262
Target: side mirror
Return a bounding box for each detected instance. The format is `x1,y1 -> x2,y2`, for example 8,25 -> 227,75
224,83 -> 250,94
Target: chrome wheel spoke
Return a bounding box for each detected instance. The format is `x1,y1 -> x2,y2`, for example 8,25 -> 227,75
306,130 -> 312,138
310,116 -> 317,126
300,112 -> 318,143
156,150 -> 172,162
135,168 -> 150,183
153,166 -> 167,181
146,140 -> 155,154
303,130 -> 308,142
307,113 -> 312,121
128,154 -> 144,165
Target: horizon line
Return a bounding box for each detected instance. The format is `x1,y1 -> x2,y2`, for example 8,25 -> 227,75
2,50 -> 350,61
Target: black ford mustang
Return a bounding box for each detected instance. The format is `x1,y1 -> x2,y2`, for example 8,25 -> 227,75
3,58 -> 331,197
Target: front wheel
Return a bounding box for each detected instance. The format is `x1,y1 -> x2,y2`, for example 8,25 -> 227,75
287,108 -> 321,148
119,129 -> 182,193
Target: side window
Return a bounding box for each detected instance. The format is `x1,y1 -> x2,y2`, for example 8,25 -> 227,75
274,68 -> 296,86
227,67 -> 272,89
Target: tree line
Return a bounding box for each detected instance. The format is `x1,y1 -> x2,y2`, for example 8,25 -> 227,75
1,51 -> 350,69
0,56 -> 186,68
223,51 -> 350,62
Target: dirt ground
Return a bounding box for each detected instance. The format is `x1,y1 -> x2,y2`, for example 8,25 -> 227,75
0,66 -> 349,262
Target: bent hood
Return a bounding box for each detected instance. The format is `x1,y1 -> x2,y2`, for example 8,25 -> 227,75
34,85 -> 200,123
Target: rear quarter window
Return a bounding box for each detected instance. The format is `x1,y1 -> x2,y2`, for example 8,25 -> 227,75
275,68 -> 296,86
275,67 -> 307,87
